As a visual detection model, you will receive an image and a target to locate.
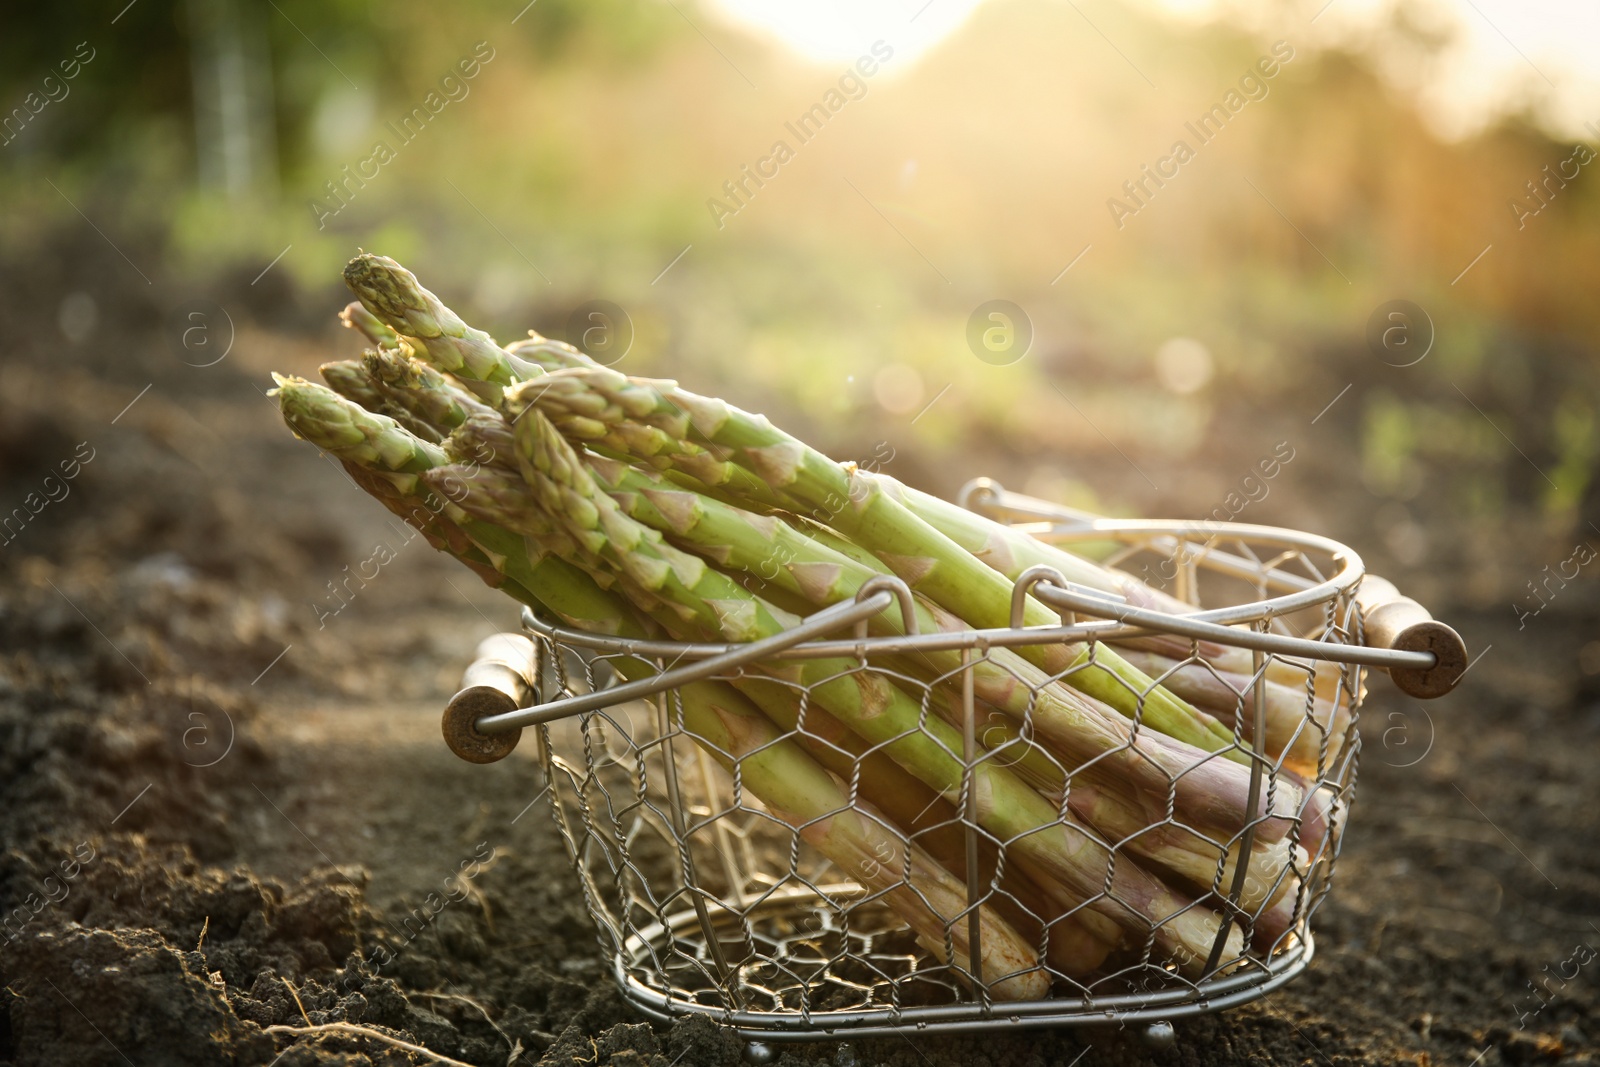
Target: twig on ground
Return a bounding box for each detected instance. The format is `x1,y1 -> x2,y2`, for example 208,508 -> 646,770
279,976 -> 312,1026
416,990 -> 512,1049
263,1022 -> 477,1067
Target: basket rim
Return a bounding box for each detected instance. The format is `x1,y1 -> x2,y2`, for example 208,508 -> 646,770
515,513 -> 1377,660
482,510 -> 1400,733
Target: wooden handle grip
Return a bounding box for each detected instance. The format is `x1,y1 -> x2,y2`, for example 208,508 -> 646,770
1356,576 -> 1467,699
442,633 -> 538,764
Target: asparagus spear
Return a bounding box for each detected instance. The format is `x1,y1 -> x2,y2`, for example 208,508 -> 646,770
889,478 -> 1196,615
1126,631 -> 1353,707
442,482 -> 1054,996
551,445 -> 1304,849
728,675 -> 1121,977
319,359 -> 445,444
510,403 -> 1242,972
527,367 -> 790,506
894,482 -> 1349,699
273,376 -> 622,631
505,331 -> 595,371
340,300 -> 401,350
604,456 -> 1306,901
274,373 -> 447,473
278,373 -> 1054,993
342,254 -> 546,402
1116,650 -> 1351,775
507,367 -> 1243,761
363,347 -> 498,433
318,358 -> 388,410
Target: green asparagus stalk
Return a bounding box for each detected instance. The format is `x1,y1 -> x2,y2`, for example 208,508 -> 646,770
510,403 -> 1242,973
601,454 -> 1307,898
724,676 -> 1121,977
279,372 -> 1063,992
505,331 -> 595,371
524,367 -> 790,507
1126,631 -> 1353,707
892,481 -> 1349,701
318,358 -> 388,410
419,471 -> 1049,997
556,445 -> 1303,849
1116,650 -> 1351,775
274,374 -> 447,473
342,254 -> 546,402
425,455 -> 1115,973
363,347 -> 497,433
507,368 -> 1244,761
319,360 -> 445,444
340,300 -> 401,350
272,376 -> 625,633
891,478 -> 1196,615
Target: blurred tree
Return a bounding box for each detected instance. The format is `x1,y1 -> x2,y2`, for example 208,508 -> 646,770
0,0 -> 675,191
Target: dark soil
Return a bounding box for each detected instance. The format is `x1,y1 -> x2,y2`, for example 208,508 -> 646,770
2,249 -> 1597,1067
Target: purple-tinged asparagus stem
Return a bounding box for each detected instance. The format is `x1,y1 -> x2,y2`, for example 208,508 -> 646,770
514,404 -> 1243,973
1117,650 -> 1352,776
573,452 -> 1306,848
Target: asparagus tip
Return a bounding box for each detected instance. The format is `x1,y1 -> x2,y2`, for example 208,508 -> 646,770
344,253 -> 428,325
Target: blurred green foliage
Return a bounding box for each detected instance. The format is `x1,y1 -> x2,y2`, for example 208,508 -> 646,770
3,0 -> 1597,604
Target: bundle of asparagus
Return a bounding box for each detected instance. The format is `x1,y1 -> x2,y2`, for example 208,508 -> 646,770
273,255 -> 1340,997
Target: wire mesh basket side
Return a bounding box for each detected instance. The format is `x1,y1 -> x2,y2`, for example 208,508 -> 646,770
524,523 -> 1371,1033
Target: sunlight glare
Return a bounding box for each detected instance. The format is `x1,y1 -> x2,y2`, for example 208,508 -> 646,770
706,0 -> 989,69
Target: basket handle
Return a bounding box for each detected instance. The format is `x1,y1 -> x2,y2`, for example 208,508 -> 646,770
1355,576 -> 1468,699
441,633 -> 539,764
440,585 -> 910,764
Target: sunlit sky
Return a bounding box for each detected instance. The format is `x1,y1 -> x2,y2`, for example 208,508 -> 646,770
706,0 -> 1600,140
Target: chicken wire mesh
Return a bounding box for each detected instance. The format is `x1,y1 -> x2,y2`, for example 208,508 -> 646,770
510,505 -> 1379,1041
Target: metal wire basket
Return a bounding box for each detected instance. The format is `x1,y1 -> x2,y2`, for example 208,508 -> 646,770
441,480 -> 1465,1053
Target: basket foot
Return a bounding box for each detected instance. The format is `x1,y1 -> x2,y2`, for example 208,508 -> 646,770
743,1040 -> 776,1064
1139,1020 -> 1176,1052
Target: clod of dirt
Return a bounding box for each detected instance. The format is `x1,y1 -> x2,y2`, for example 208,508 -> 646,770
1,926 -> 273,1067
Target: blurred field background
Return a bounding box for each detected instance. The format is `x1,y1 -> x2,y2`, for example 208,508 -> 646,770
6,0 -> 1600,639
